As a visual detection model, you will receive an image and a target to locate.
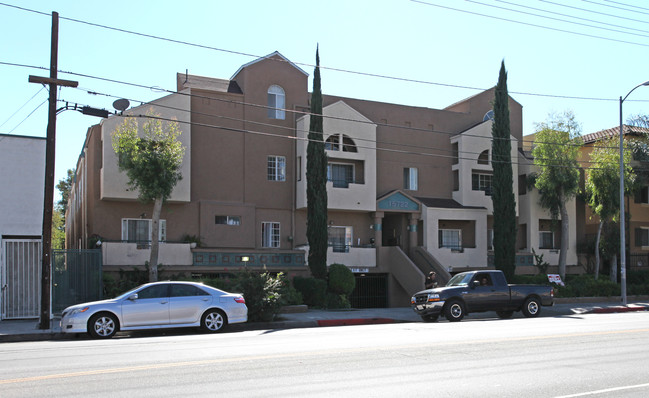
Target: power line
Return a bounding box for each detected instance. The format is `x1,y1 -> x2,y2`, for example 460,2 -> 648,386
1,4 -> 648,103
411,0 -> 649,48
495,0 -> 649,35
8,98 -> 48,134
582,0 -> 649,16
0,86 -> 45,129
603,0 -> 649,13
541,0 -> 649,23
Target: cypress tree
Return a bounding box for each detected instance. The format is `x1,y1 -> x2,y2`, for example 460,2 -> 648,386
491,61 -> 517,279
306,47 -> 328,280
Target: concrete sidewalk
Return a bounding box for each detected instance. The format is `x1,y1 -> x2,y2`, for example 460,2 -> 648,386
1,298 -> 647,343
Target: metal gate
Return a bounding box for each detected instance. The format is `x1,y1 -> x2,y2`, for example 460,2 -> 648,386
1,239 -> 41,319
52,250 -> 102,314
350,273 -> 388,308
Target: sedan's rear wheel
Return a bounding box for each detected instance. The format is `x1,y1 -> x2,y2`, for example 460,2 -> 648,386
202,309 -> 227,332
88,313 -> 118,339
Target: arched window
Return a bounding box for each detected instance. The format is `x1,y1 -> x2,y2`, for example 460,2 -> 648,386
342,135 -> 358,152
267,85 -> 285,120
478,150 -> 489,165
325,135 -> 340,151
483,110 -> 494,122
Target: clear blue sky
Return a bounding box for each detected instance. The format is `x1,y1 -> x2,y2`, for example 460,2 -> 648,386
2,0 -> 648,201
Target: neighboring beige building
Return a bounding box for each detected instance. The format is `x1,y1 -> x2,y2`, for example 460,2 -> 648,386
67,51 -> 565,307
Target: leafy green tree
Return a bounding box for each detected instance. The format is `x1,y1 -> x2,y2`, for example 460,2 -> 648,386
584,139 -> 635,280
306,47 -> 328,280
531,111 -> 582,279
112,112 -> 185,281
56,169 -> 74,217
491,61 -> 517,279
51,206 -> 65,250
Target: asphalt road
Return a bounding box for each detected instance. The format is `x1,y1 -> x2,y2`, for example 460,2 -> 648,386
1,312 -> 648,397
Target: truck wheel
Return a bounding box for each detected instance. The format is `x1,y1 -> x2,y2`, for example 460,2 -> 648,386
444,300 -> 465,322
496,310 -> 514,319
522,297 -> 541,317
421,314 -> 439,323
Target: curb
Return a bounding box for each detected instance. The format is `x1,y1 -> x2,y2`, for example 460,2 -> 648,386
592,305 -> 649,314
317,318 -> 396,327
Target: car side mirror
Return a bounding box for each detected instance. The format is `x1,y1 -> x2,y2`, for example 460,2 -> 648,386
128,293 -> 138,301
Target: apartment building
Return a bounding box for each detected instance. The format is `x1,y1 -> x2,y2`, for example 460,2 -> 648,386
67,51 -> 562,306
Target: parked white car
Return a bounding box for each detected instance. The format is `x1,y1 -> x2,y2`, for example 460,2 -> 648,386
60,281 -> 247,338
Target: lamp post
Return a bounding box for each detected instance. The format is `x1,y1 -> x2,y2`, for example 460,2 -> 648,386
619,80 -> 649,306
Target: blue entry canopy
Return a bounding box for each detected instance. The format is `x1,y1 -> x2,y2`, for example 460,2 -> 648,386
377,191 -> 420,212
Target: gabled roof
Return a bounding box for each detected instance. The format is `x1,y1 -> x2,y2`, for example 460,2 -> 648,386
581,125 -> 649,144
230,51 -> 309,80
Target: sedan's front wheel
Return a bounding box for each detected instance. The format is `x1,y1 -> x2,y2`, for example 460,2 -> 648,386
88,313 -> 118,339
202,309 -> 227,332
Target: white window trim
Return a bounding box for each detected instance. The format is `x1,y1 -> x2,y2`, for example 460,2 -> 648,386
261,222 -> 280,248
267,85 -> 285,120
121,218 -> 166,242
439,229 -> 462,250
404,167 -> 418,191
268,155 -> 286,182
539,230 -> 554,249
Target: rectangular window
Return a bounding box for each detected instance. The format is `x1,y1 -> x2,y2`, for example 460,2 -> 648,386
297,156 -> 302,181
327,163 -> 354,188
267,156 -> 286,181
518,174 -> 527,195
403,167 -> 418,191
261,222 -> 280,248
121,219 -> 166,243
488,229 -> 494,251
215,216 -> 241,226
439,229 -> 461,250
635,228 -> 649,247
539,231 -> 554,249
635,186 -> 649,204
472,171 -> 493,194
328,226 -> 352,253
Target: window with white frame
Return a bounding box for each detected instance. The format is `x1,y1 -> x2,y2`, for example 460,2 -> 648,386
267,156 -> 286,181
215,216 -> 241,226
472,171 -> 493,194
328,226 -> 352,253
439,229 -> 461,250
121,219 -> 166,243
267,85 -> 285,119
539,231 -> 554,249
404,167 -> 418,191
261,222 -> 280,248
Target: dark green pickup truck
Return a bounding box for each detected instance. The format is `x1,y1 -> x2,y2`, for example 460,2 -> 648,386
411,270 -> 554,322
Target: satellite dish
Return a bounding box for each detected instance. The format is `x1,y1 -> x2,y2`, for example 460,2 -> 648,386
113,99 -> 130,112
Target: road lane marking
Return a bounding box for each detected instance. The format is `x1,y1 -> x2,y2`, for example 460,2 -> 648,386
553,382 -> 649,397
2,328 -> 649,385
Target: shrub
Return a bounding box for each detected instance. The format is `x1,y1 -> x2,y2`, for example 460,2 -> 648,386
326,292 -> 350,309
328,263 -> 355,296
554,274 -> 619,298
279,278 -> 303,306
293,276 -> 327,308
234,270 -> 284,322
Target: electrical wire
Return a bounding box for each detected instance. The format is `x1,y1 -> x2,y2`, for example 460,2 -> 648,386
0,86 -> 45,129
8,98 -> 47,134
1,3 -> 649,103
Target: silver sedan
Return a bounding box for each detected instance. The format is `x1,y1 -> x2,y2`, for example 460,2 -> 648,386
60,281 -> 247,338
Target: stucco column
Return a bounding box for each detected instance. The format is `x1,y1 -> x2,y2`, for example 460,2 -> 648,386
408,213 -> 418,252
372,212 -> 384,248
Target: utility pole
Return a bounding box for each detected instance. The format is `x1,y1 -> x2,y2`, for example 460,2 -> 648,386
28,11 -> 78,330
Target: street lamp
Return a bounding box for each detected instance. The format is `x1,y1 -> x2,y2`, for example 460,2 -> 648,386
619,80 -> 649,306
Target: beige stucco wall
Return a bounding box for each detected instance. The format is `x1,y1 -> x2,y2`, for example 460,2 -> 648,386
451,120 -> 519,215
296,101 -> 377,211
100,92 -> 191,202
518,153 -> 578,265
422,205 -> 488,271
